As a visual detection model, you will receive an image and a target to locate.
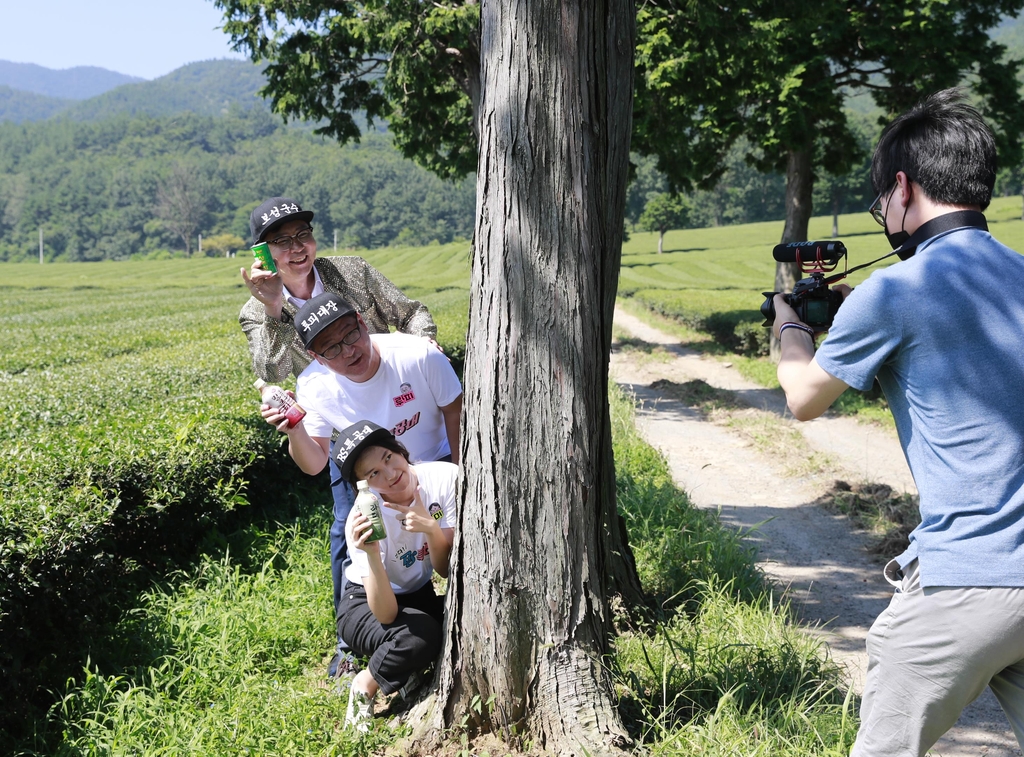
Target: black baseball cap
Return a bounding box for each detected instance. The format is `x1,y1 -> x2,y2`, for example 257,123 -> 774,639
334,420 -> 395,484
250,197 -> 315,244
294,292 -> 357,349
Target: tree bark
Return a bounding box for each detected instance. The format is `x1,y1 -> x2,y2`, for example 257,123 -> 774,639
658,228 -> 664,254
413,1 -> 640,755
771,146 -> 814,360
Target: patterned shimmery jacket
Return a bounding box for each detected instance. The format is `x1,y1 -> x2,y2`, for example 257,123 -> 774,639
239,256 -> 437,383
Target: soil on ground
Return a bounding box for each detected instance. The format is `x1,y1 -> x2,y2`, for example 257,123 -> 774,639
611,306 -> 1021,757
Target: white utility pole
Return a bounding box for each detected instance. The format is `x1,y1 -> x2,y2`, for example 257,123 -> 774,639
39,228 -> 43,264
198,234 -> 203,256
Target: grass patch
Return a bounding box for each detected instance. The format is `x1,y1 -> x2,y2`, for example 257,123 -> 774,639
813,481 -> 920,557
615,337 -> 677,367
611,384 -> 857,754
23,516 -> 395,756
648,379 -> 744,415
722,412 -> 829,479
639,379 -> 827,479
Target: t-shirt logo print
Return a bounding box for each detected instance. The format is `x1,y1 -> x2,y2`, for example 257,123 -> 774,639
393,381 -> 416,407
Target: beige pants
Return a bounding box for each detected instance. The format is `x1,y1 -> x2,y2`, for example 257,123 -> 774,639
851,558 -> 1024,756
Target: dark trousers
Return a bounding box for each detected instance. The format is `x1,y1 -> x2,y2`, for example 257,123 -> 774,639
336,582 -> 444,695
328,450 -> 355,619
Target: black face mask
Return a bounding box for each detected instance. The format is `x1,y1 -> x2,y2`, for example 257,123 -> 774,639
886,227 -> 911,256
883,186 -> 911,254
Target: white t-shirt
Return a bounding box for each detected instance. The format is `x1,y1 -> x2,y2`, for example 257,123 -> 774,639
345,461 -> 458,593
297,332 -> 462,463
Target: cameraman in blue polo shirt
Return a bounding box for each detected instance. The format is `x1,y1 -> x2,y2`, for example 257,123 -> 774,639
772,89 -> 1024,755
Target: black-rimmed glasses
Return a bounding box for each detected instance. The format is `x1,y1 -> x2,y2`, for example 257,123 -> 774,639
268,226 -> 314,251
868,190 -> 886,227
868,183 -> 900,227
316,320 -> 362,359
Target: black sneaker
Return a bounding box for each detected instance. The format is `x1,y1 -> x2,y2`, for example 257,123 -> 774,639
328,649 -> 359,682
397,670 -> 423,701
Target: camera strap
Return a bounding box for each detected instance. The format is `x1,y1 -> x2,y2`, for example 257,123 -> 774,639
830,210 -> 990,284
893,210 -> 988,260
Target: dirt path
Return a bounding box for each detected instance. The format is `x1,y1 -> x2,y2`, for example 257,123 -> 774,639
611,306 -> 1020,757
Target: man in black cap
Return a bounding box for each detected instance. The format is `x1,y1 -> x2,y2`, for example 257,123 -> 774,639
239,196 -> 439,680
259,291 -> 462,684
239,196 -> 437,383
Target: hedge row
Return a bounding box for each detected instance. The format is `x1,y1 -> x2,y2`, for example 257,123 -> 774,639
629,287 -> 771,357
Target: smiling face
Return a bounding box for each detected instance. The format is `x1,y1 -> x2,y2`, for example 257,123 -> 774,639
265,218 -> 317,284
353,445 -> 414,504
308,313 -> 380,383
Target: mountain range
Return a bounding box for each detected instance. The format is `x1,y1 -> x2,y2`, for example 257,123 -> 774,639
0,59 -> 268,124
0,60 -> 143,99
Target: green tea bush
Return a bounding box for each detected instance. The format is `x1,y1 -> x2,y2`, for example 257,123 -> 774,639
0,254 -> 471,741
631,289 -> 768,357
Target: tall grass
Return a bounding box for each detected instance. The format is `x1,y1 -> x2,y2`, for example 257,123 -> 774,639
16,385 -> 858,755
611,384 -> 857,755
22,518 -> 394,756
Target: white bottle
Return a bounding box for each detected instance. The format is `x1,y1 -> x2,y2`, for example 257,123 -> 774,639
253,379 -> 306,428
354,481 -> 388,543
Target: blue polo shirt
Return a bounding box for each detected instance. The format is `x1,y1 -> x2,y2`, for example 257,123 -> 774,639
815,224 -> 1024,588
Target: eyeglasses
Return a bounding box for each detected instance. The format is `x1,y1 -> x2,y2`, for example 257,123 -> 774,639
868,189 -> 886,227
868,183 -> 901,227
316,320 -> 362,359
268,226 -> 314,251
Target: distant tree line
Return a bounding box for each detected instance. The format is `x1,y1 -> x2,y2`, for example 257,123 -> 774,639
7,90 -> 1024,264
627,111 -> 879,237
0,107 -> 475,262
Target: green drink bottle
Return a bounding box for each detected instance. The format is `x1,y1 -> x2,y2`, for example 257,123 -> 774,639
354,481 -> 388,543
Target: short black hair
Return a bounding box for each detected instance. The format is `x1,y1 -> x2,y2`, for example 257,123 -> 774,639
871,88 -> 997,210
345,436 -> 411,489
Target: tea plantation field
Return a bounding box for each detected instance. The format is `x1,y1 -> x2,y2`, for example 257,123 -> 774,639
4,198 -> 1020,745
0,244 -> 470,738
618,195 -> 1024,360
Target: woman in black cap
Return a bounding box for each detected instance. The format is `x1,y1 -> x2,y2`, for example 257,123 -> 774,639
333,420 -> 457,731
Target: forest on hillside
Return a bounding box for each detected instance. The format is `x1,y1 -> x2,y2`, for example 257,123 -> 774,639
0,107 -> 476,262
2,101 -> 888,263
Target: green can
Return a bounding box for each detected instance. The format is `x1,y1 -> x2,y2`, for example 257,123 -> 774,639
251,242 -> 277,273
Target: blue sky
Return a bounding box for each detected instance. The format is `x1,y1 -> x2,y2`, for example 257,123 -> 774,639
3,0 -> 246,80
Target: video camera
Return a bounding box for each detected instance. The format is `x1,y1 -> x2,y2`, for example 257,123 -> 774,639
760,241 -> 847,331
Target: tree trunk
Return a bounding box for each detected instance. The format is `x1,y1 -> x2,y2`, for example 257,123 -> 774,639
831,193 -> 840,238
771,146 -> 814,360
658,228 -> 664,253
414,1 -> 640,755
